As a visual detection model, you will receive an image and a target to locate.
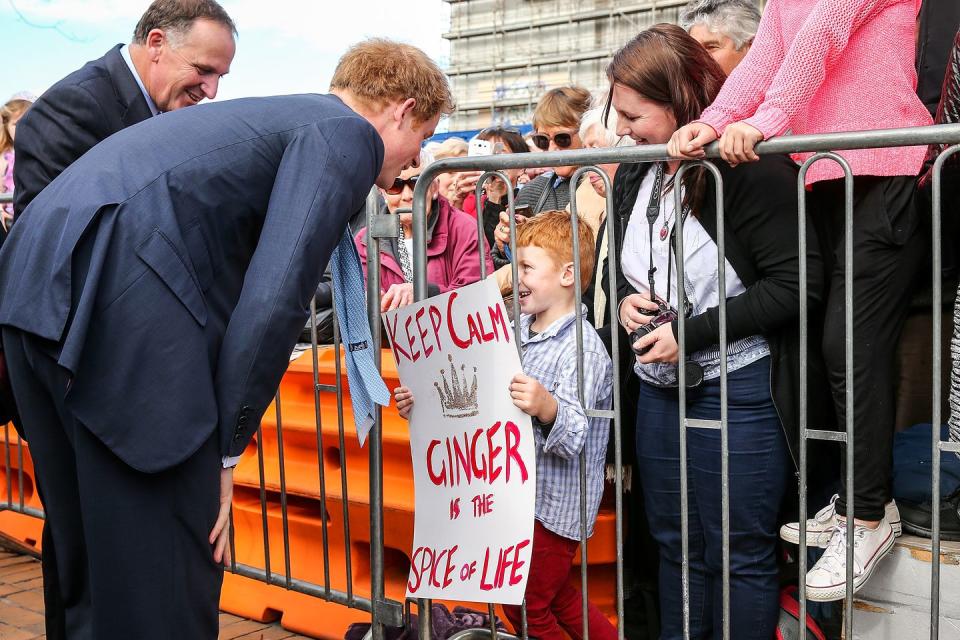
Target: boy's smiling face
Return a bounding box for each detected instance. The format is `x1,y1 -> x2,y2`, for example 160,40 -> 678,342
516,245 -> 574,317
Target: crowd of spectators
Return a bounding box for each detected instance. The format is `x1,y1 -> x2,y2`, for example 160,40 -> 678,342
365,0 -> 960,637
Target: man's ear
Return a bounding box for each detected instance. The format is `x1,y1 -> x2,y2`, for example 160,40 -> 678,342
146,28 -> 166,60
393,98 -> 418,127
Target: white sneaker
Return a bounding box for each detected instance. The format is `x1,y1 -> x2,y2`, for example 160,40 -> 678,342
804,520 -> 896,602
780,495 -> 902,548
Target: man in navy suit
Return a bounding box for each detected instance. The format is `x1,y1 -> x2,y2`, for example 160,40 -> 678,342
0,39 -> 453,639
13,0 -> 237,218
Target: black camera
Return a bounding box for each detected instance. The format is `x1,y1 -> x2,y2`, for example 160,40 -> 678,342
628,300 -> 704,388
629,302 -> 678,356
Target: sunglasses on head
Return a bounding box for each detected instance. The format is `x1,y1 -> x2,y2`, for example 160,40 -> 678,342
385,175 -> 420,196
531,130 -> 577,151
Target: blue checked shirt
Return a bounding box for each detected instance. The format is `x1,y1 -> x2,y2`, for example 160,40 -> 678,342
519,308 -> 613,541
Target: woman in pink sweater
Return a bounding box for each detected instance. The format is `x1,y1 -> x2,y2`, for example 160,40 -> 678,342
669,0 -> 931,602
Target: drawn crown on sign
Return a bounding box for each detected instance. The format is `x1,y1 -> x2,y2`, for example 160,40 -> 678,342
434,354 -> 479,418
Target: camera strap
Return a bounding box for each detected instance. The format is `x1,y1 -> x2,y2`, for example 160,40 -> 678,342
644,163 -> 691,314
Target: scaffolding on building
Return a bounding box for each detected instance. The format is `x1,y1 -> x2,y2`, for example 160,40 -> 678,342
442,0 -> 763,131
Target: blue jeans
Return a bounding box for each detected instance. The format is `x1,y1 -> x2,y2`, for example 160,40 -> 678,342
635,357 -> 788,640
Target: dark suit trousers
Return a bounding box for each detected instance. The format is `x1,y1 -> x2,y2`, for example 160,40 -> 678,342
2,327 -> 223,640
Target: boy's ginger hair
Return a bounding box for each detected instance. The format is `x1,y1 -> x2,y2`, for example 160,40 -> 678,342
515,210 -> 596,293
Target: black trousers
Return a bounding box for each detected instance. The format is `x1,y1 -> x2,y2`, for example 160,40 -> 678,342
2,327 -> 223,639
811,176 -> 927,521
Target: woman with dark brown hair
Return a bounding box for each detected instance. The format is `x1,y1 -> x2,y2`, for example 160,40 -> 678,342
608,24 -> 826,639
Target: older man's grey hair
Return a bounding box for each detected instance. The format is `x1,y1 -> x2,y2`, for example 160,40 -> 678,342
679,0 -> 762,50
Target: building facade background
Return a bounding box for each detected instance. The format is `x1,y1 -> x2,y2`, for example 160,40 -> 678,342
442,0 -> 764,131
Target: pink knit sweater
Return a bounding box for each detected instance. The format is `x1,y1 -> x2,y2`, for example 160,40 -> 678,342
697,0 -> 933,185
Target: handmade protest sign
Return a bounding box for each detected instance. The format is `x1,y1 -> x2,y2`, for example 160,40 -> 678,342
382,277 -> 536,604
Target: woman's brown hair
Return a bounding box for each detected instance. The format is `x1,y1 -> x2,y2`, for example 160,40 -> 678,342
604,23 -> 727,212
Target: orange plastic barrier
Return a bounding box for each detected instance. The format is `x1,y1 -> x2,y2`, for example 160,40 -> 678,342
222,346 -> 622,639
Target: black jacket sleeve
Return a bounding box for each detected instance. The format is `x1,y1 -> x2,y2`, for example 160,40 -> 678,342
677,156 -> 825,353
481,197 -> 504,249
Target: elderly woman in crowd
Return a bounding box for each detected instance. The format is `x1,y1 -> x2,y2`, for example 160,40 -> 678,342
431,136 -> 469,208
573,105 -> 637,332
356,153 -> 494,311
679,0 -> 761,76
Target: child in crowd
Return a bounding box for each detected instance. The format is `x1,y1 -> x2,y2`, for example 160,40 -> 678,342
396,210 -> 617,640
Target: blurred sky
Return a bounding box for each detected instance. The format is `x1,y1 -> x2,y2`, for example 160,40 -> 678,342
1,0 -> 451,103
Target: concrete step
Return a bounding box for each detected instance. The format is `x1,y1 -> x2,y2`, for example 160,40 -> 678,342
850,535 -> 960,639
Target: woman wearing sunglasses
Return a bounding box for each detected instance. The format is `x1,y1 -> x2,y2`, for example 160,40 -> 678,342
490,86 -> 592,267
609,25 -> 829,639
355,152 -> 494,311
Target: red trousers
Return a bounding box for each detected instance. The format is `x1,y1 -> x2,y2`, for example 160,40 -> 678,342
503,521 -> 618,640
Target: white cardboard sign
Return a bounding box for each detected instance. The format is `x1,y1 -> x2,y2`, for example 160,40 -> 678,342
382,277 -> 536,604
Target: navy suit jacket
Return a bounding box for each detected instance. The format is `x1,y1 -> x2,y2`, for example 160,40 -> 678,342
13,45 -> 153,218
0,94 -> 383,472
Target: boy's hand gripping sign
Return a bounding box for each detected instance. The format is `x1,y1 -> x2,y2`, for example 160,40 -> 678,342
382,277 -> 536,604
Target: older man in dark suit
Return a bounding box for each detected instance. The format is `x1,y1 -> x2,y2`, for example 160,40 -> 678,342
12,0 -> 236,218
0,39 -> 454,639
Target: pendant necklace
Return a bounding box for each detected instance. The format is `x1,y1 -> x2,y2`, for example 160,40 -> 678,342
659,211 -> 672,241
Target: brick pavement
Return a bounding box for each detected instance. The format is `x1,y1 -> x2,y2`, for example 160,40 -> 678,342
0,551 -> 313,639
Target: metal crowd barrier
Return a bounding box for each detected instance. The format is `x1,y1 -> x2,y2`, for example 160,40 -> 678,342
412,122 -> 960,640
1,122 -> 960,640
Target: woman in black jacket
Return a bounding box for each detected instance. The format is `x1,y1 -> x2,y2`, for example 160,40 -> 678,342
606,25 -> 829,640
